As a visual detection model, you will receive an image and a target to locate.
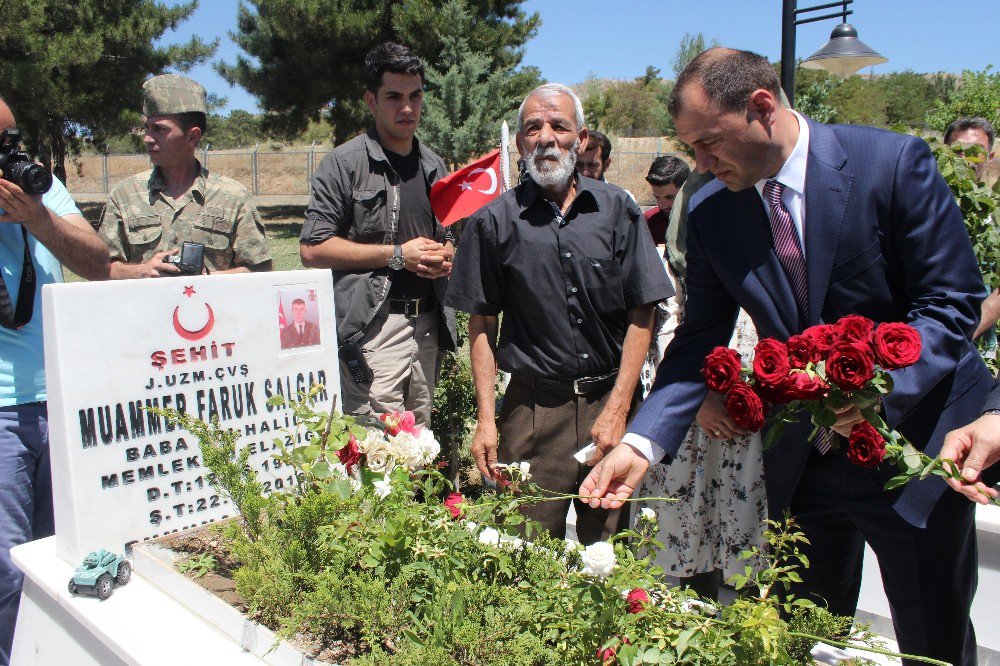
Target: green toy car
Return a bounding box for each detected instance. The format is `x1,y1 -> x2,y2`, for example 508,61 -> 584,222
67,550 -> 131,600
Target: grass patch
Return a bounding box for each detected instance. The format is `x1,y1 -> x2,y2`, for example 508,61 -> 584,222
71,203 -> 308,279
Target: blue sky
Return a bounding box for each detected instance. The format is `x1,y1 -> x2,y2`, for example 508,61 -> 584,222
162,0 -> 998,112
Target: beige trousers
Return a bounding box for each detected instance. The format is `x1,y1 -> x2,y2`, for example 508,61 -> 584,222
340,306 -> 440,427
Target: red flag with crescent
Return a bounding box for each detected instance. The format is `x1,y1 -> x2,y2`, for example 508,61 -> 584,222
278,300 -> 287,329
430,149 -> 503,227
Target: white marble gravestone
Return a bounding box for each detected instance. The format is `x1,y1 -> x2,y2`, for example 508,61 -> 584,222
42,270 -> 340,564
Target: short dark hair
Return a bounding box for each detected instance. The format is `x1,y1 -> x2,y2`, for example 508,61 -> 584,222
176,112 -> 207,134
668,47 -> 782,116
944,117 -> 995,150
292,298 -> 306,307
364,42 -> 425,93
646,155 -> 691,187
585,130 -> 612,162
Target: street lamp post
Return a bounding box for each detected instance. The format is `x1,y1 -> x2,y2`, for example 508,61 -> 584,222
780,0 -> 887,107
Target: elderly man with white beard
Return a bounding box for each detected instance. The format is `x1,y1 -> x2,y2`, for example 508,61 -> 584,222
446,83 -> 671,542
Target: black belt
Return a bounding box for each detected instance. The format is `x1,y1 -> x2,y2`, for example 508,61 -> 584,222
518,369 -> 619,396
387,295 -> 435,317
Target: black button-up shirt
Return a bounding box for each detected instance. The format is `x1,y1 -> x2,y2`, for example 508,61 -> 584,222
446,176 -> 672,379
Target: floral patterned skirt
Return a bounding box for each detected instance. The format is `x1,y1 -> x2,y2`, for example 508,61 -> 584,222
638,425 -> 767,579
636,307 -> 767,579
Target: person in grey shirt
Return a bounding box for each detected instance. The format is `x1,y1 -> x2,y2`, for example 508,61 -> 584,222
299,43 -> 456,426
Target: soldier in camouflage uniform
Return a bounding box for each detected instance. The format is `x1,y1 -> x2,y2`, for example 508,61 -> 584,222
98,74 -> 272,277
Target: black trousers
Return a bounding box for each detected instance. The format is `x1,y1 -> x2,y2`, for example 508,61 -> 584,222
786,447 -> 978,666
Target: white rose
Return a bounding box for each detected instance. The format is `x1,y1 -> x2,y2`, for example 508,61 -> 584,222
356,429 -> 385,453
372,478 -> 392,500
388,433 -> 424,469
366,449 -> 394,474
517,461 -> 531,480
478,527 -> 501,546
564,539 -> 582,555
639,508 -> 657,523
580,541 -> 617,578
415,428 -> 441,466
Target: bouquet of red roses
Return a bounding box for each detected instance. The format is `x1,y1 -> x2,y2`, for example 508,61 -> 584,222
701,315 -> 987,495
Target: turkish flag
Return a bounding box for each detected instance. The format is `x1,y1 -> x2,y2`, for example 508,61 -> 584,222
430,149 -> 503,227
278,300 -> 287,329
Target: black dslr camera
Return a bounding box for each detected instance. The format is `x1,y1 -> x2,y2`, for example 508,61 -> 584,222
163,241 -> 206,275
0,129 -> 53,195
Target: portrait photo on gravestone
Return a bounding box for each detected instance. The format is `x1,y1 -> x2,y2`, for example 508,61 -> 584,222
277,287 -> 322,351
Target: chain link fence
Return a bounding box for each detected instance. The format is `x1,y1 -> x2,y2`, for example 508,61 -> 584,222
68,140 -> 689,207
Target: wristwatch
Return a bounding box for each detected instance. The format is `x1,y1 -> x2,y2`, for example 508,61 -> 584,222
388,244 -> 405,271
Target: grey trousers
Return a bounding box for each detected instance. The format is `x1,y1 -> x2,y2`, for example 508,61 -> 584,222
341,305 -> 440,427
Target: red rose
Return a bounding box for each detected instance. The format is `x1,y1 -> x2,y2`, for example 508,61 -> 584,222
336,435 -> 361,473
725,382 -> 766,432
752,338 -> 791,386
825,342 -> 875,391
872,322 -> 922,370
444,492 -> 464,519
786,334 -> 816,369
701,346 -> 743,393
597,639 -> 628,665
802,324 -> 839,357
759,371 -> 830,404
626,588 -> 650,614
846,422 -> 886,468
836,315 -> 875,345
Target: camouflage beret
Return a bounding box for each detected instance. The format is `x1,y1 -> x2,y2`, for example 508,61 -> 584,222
142,74 -> 207,116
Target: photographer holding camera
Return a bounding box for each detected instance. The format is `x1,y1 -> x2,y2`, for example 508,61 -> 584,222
98,74 -> 272,278
0,96 -> 109,665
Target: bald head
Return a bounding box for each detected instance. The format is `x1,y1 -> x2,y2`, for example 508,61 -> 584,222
0,98 -> 14,132
668,47 -> 783,117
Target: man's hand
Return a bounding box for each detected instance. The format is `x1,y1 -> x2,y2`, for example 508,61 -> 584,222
580,443 -> 650,510
406,238 -> 453,280
831,403 -> 864,438
974,289 -> 1000,340
471,419 -> 499,483
0,177 -> 47,227
940,414 -> 1000,504
400,237 -> 449,278
589,402 -> 629,465
136,249 -> 182,278
696,390 -> 747,440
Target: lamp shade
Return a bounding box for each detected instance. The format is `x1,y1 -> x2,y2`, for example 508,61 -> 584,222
801,23 -> 887,77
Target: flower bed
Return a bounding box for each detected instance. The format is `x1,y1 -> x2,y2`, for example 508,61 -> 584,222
156,392 -> 947,665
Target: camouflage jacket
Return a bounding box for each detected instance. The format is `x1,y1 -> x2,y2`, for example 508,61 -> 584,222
98,162 -> 271,272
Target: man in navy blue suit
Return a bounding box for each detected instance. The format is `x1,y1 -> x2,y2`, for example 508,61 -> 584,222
581,48 -> 992,665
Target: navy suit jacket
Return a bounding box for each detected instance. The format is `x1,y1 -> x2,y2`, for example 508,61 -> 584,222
630,119 -> 993,527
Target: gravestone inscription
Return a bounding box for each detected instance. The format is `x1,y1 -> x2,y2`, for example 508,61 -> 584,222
43,271 -> 340,563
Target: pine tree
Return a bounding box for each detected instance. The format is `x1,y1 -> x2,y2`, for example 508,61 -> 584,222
419,1 -> 533,169
0,0 -> 216,182
216,0 -> 539,145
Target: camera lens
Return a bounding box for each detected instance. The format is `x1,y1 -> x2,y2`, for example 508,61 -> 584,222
7,161 -> 53,195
